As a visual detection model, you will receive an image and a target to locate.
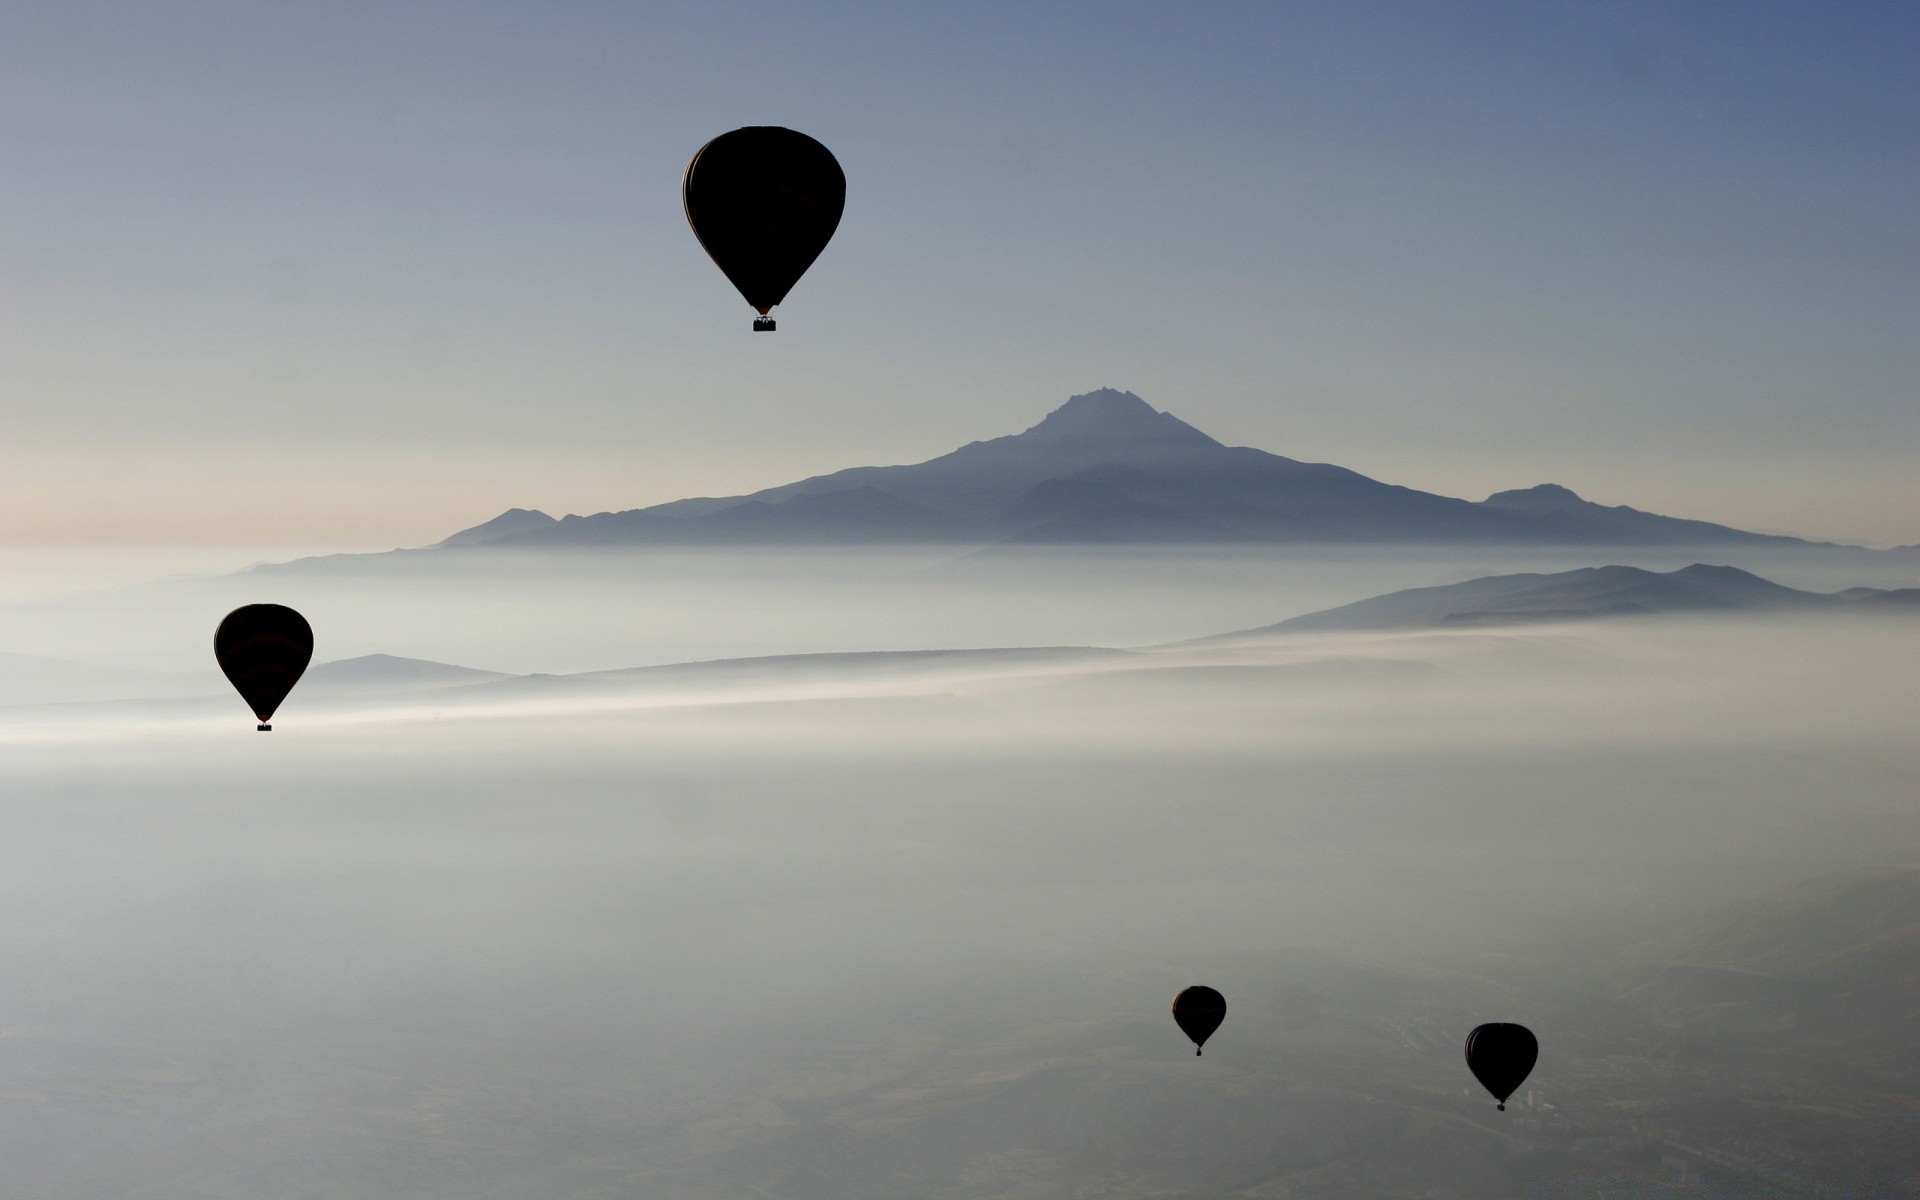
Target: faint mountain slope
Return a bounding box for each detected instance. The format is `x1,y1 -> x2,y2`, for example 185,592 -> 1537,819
731,387 -> 1229,517
989,478 -> 1205,542
411,388 -> 1850,551
1851,588 -> 1920,611
1209,564 -> 1920,637
0,651 -> 216,706
484,388 -> 1224,545
1480,484 -> 1797,545
458,646 -> 1132,703
1064,451 -> 1533,542
0,654 -> 517,721
1617,869 -> 1920,1049
302,654 -> 514,694
438,507 -> 557,547
572,645 -> 1124,684
516,485 -> 974,546
3,646 -> 1134,717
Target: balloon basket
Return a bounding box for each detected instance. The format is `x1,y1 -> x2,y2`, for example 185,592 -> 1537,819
753,318 -> 776,332
257,723 -> 272,732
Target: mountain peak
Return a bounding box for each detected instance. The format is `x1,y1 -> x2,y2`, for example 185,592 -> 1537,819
1054,387 -> 1156,417
1015,388 -> 1221,449
439,507 -> 558,547
1482,483 -> 1592,514
383,389 -> 1853,554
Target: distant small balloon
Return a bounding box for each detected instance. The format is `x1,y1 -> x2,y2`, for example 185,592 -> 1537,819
1172,986 -> 1226,1056
683,126 -> 845,331
214,604 -> 313,731
1465,1022 -> 1537,1110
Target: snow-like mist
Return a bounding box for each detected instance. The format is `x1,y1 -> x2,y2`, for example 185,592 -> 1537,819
0,547 -> 1915,1197
7,541 -> 1919,674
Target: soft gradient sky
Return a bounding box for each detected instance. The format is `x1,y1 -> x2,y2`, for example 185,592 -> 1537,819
1,0 -> 1914,548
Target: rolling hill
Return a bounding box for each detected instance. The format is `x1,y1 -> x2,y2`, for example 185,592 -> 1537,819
1210,563 -> 1920,638
1618,868 -> 1920,1052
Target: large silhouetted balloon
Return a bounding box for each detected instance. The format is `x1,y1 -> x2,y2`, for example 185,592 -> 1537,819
683,126 -> 844,331
1172,986 -> 1226,1056
1465,1023 -> 1538,1110
214,604 -> 313,731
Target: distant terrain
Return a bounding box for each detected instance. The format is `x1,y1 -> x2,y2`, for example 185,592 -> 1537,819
1212,563 -> 1920,638
8,565 -> 1915,714
590,868 -> 1919,1200
312,390 -> 1895,556
2,558 -> 1914,1198
1620,868 -> 1920,1051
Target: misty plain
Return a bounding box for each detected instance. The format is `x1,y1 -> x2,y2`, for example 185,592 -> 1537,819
1,550 -> 1914,1197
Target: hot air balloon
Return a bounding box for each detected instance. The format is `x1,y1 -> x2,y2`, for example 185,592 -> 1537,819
214,604 -> 313,731
683,126 -> 845,331
1172,986 -> 1226,1056
1465,1022 -> 1537,1110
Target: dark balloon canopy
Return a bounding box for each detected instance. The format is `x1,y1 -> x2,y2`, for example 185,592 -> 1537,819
214,604 -> 313,731
1465,1022 -> 1538,1110
683,126 -> 845,330
1172,985 -> 1227,1056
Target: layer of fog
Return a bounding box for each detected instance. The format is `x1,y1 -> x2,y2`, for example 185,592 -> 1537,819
4,541 -> 1916,675
0,585 -> 1914,1196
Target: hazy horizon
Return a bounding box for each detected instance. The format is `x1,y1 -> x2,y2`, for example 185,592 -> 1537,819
4,383 -> 1916,553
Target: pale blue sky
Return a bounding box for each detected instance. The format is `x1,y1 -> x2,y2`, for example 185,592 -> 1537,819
1,1 -> 1914,544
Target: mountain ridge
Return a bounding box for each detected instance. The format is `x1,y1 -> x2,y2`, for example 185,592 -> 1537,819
1208,563 -> 1920,639
417,389 -> 1860,552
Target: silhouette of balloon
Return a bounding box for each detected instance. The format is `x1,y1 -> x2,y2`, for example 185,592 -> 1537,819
1172,986 -> 1226,1056
1465,1022 -> 1537,1110
683,126 -> 845,331
214,604 -> 313,731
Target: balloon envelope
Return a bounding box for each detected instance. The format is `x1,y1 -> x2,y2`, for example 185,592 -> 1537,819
683,127 -> 845,320
214,604 -> 313,729
1172,985 -> 1227,1055
1465,1022 -> 1538,1109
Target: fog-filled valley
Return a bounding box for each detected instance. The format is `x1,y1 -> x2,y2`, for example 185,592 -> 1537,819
9,541 -> 1920,676
1,546 -> 1915,1197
